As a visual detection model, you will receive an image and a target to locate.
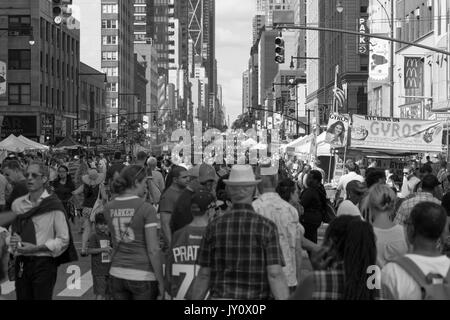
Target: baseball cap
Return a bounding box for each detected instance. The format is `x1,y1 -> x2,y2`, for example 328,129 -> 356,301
191,190 -> 216,215
346,180 -> 367,195
187,165 -> 200,178
199,163 -> 217,183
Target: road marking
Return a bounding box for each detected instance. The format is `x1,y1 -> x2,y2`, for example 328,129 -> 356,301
0,281 -> 15,295
57,270 -> 93,297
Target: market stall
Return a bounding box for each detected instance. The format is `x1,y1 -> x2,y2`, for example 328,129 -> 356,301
0,134 -> 48,152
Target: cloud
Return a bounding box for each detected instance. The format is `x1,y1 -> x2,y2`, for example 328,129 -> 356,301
216,0 -> 255,124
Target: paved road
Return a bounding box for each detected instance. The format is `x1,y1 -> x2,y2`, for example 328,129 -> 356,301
0,221 -> 327,300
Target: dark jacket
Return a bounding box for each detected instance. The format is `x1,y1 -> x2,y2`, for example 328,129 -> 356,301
300,185 -> 327,226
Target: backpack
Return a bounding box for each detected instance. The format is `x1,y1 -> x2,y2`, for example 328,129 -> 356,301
394,256 -> 450,300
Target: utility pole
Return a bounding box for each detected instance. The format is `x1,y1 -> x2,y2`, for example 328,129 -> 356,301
389,0 -> 395,118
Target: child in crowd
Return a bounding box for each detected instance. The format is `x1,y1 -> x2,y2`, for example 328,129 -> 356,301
87,213 -> 112,300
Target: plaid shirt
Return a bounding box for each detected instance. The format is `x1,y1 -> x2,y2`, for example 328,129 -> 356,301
311,263 -> 381,300
311,264 -> 346,300
197,203 -> 285,300
394,193 -> 441,226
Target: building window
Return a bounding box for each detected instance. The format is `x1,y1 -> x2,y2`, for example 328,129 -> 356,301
8,49 -> 31,70
102,19 -> 118,29
8,16 -> 31,36
106,83 -> 118,92
102,4 -> 118,14
102,67 -> 118,77
102,36 -> 118,45
8,84 -> 31,105
102,51 -> 118,61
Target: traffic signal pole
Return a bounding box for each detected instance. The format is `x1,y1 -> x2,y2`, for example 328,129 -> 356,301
274,25 -> 450,57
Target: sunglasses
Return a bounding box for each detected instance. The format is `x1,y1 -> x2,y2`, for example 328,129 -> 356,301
26,172 -> 43,179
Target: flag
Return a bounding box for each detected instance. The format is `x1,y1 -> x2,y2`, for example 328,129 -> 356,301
333,86 -> 346,111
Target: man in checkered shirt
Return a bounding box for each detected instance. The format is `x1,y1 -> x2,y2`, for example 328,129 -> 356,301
395,175 -> 441,226
191,165 -> 289,300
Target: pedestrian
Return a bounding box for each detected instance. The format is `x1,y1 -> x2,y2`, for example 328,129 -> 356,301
253,163 -> 303,293
381,202 -> 450,300
2,160 -> 28,211
290,215 -> 378,300
158,166 -> 189,249
171,163 -> 218,234
72,168 -> 107,257
276,178 -> 304,219
337,180 -> 366,218
87,213 -> 112,300
169,165 -> 201,234
400,166 -> 420,199
437,160 -> 449,194
0,170 -> 8,212
168,190 -> 215,300
104,165 -> 164,300
8,162 -> 75,300
106,152 -> 125,199
51,165 -> 76,223
367,184 -> 407,267
395,175 -> 441,226
335,160 -> 364,203
300,170 -> 327,244
297,164 -> 311,191
192,165 -> 288,300
438,192 -> 450,257
123,155 -> 132,166
147,157 -> 165,196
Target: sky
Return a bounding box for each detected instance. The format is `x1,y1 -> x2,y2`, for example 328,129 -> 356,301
216,0 -> 256,126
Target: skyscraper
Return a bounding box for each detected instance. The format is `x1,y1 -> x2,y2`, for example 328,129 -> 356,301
148,0 -> 169,76
74,0 -> 135,138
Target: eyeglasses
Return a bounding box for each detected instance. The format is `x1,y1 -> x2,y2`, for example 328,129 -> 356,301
26,172 -> 43,179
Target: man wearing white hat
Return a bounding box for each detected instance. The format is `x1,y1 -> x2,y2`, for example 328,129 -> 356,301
192,165 -> 289,300
253,162 -> 303,294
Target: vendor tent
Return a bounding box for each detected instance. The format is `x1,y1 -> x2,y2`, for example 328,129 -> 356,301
0,134 -> 42,152
17,135 -> 49,151
54,137 -> 84,150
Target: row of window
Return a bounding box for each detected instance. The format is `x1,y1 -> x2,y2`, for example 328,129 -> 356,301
40,52 -> 77,80
102,19 -> 118,29
103,35 -> 118,45
40,18 -> 79,55
102,4 -> 118,14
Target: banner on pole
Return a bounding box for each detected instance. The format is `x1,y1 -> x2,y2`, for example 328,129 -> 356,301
351,115 -> 443,152
0,61 -> 6,96
324,113 -> 350,148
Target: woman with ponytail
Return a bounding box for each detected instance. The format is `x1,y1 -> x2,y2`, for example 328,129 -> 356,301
290,215 -> 378,300
367,184 -> 407,267
103,165 -> 165,300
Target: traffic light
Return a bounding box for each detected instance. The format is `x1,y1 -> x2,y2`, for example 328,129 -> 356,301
275,35 -> 285,64
52,0 -> 73,25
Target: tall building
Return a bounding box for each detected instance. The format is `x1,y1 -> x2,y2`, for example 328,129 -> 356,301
134,43 -> 158,115
0,0 -> 80,144
307,0 -> 369,121
79,63 -> 107,144
259,0 -> 297,27
305,0 -> 320,121
242,70 -> 251,113
74,0 -> 135,139
258,29 -> 279,107
148,0 -> 169,76
133,0 -> 152,43
252,14 -> 265,45
393,0 -> 439,119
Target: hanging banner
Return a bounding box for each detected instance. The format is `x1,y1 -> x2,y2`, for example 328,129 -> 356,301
0,61 -> 6,96
351,115 -> 444,152
333,154 -> 345,185
324,113 -> 350,148
369,39 -> 390,81
404,57 -> 424,89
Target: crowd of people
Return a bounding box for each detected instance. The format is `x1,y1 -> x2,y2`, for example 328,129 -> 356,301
0,150 -> 449,300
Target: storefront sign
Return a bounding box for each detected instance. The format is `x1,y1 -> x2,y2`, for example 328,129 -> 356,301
404,57 -> 424,90
1,116 -> 38,138
358,17 -> 369,55
351,115 -> 443,152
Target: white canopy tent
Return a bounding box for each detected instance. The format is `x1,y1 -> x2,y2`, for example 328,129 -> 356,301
18,135 -> 49,151
0,134 -> 49,152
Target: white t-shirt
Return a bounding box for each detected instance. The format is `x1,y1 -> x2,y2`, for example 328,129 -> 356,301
381,254 -> 450,300
337,172 -> 365,199
337,200 -> 361,217
373,225 -> 408,267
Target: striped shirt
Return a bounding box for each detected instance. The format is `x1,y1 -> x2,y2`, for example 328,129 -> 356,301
394,193 -> 441,226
